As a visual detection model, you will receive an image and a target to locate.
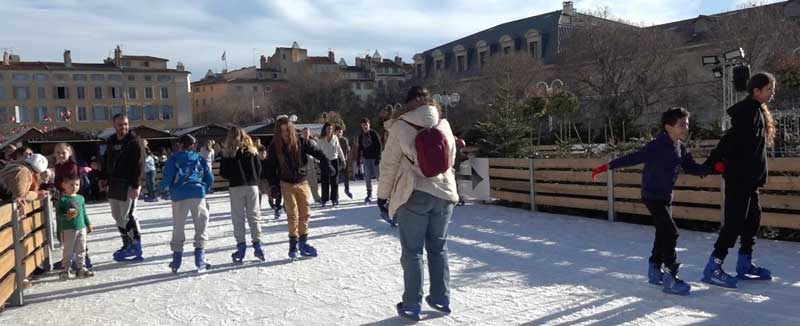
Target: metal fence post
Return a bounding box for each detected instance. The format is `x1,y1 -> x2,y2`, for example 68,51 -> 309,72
607,169 -> 616,222
41,196 -> 53,271
9,202 -> 25,307
529,158 -> 536,212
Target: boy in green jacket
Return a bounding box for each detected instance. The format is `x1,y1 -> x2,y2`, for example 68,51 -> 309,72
57,175 -> 94,279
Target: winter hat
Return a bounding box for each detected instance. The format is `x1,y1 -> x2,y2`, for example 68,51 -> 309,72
179,134 -> 197,148
25,153 -> 48,173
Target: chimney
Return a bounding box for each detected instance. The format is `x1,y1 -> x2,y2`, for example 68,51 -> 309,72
64,50 -> 72,67
394,56 -> 402,65
176,61 -> 185,71
260,55 -> 267,69
113,45 -> 122,66
562,1 -> 575,15
328,50 -> 335,63
2,51 -> 8,66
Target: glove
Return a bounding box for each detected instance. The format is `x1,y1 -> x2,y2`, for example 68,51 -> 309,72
270,185 -> 281,199
591,164 -> 609,181
713,161 -> 725,174
377,198 -> 389,214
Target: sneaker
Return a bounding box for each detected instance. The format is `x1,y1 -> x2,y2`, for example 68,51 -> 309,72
59,271 -> 72,280
76,268 -> 95,278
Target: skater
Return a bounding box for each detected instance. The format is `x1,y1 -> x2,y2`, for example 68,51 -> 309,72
0,153 -> 48,209
317,123 -> 345,207
220,126 -> 265,262
143,146 -> 158,202
157,134 -> 214,273
264,117 -> 333,260
101,114 -> 146,262
592,107 -> 718,295
335,125 -> 353,199
52,143 -> 93,271
357,117 -> 382,203
703,72 -> 777,288
56,175 -> 94,280
378,86 -> 458,320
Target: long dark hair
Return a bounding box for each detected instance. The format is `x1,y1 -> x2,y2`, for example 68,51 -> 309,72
272,117 -> 300,174
320,123 -> 333,140
747,72 -> 776,146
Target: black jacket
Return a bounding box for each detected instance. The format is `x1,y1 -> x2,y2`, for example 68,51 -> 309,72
220,149 -> 262,187
265,138 -> 329,185
103,131 -> 145,188
358,129 -> 382,160
708,96 -> 768,188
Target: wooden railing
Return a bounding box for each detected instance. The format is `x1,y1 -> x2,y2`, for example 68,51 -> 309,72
0,198 -> 53,311
489,157 -> 800,230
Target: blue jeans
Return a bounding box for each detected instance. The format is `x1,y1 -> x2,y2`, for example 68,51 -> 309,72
363,158 -> 379,196
397,191 -> 453,307
145,171 -> 156,196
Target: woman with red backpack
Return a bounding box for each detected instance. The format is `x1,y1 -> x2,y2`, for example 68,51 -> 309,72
377,86 -> 458,321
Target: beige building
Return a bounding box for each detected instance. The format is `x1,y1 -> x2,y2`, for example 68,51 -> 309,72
0,46 -> 192,135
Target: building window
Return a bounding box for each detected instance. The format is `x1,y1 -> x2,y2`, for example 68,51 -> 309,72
160,105 -> 173,120
144,75 -> 152,81
34,106 -> 48,122
14,87 -> 29,100
435,60 -> 443,70
94,87 -> 103,99
503,46 -> 511,55
72,74 -> 87,81
128,105 -> 142,120
529,41 -> 539,58
33,73 -> 48,81
37,87 -> 46,99
55,107 -> 68,121
90,74 -> 105,81
144,61 -> 150,67
160,87 -> 169,99
111,106 -> 125,117
12,73 -> 30,81
56,87 -> 69,99
157,75 -> 172,82
195,99 -> 199,107
92,106 -> 109,121
202,99 -> 207,106
108,74 -> 122,81
110,87 -> 120,99
378,80 -> 384,89
55,73 -> 67,81
145,87 -> 153,99
128,87 -> 137,99
144,105 -> 158,120
77,86 -> 86,99
210,86 -> 213,91
356,82 -> 362,89
264,86 -> 273,93
416,64 -> 423,78
457,55 -> 465,72
0,87 -> 5,100
15,106 -> 30,123
77,106 -> 88,121
282,54 -> 286,60
272,73 -> 278,78
128,75 -> 136,81
252,86 -> 258,92
366,82 -> 373,90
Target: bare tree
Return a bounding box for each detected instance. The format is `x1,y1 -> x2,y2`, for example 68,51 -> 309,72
272,65 -> 358,122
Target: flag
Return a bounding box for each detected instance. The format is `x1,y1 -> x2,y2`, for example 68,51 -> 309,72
221,51 -> 226,61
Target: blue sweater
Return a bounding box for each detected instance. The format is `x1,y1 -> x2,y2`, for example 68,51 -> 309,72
156,150 -> 214,201
608,133 -> 711,202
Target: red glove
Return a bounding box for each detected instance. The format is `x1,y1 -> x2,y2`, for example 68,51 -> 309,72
592,164 -> 609,181
713,162 -> 725,173
456,138 -> 466,149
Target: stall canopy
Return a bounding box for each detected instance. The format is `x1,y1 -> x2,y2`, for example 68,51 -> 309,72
0,127 -> 44,149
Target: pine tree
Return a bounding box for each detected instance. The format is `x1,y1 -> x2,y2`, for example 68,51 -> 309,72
474,87 -> 545,158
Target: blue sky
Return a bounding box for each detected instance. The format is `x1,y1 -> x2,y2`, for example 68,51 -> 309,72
0,0 -> 780,80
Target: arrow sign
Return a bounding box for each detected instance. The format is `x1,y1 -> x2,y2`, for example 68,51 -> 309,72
456,167 -> 484,189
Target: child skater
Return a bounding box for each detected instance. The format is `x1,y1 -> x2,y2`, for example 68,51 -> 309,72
592,107 -> 721,295
57,175 -> 94,279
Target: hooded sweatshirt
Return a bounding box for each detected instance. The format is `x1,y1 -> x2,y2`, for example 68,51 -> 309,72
708,96 -> 768,188
377,104 -> 458,217
156,150 -> 214,201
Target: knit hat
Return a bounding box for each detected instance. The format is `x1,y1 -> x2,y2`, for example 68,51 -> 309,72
25,153 -> 48,173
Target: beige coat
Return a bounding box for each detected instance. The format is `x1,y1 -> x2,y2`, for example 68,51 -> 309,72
0,163 -> 40,202
377,104 -> 458,217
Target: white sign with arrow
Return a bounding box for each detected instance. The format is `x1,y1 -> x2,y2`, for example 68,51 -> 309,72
456,158 -> 490,200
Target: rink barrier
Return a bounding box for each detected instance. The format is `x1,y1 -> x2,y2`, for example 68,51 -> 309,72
489,158 -> 800,230
0,198 -> 53,311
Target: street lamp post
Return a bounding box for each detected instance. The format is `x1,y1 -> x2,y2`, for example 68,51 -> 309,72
702,47 -> 748,131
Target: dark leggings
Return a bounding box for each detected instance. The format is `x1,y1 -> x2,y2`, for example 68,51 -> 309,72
643,199 -> 679,269
713,184 -> 761,259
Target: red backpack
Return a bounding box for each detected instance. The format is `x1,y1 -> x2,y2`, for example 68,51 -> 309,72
402,119 -> 450,177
